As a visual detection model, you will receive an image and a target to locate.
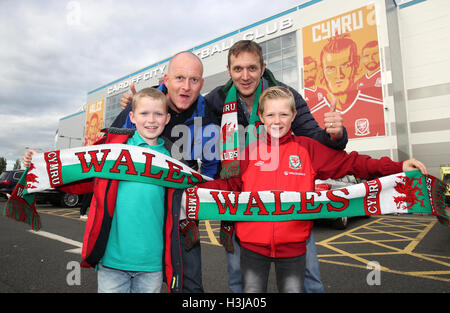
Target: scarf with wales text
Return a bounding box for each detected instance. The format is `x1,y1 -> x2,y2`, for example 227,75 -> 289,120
2,145 -> 448,231
1,144 -> 212,230
184,170 -> 449,226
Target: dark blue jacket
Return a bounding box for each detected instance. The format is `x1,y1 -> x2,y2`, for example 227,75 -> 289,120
111,83 -> 220,178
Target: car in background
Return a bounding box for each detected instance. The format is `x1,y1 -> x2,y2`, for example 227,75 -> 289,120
35,189 -> 81,208
315,175 -> 361,229
0,170 -> 25,199
0,169 -> 80,208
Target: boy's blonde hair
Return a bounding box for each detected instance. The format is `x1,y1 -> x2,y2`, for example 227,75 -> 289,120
258,86 -> 296,115
132,88 -> 167,112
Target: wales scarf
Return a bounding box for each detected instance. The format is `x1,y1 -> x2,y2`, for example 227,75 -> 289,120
184,170 -> 449,226
219,81 -> 265,178
1,144 -> 212,230
2,146 -> 449,231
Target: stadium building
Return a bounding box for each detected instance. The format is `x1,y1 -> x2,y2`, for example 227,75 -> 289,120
57,0 -> 450,178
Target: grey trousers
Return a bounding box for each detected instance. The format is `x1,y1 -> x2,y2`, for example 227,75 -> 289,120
240,246 -> 306,293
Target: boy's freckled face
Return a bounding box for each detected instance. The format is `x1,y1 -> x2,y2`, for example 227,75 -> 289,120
258,98 -> 296,139
129,97 -> 170,145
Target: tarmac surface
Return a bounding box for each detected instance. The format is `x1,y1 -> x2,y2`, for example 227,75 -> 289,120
0,198 -> 449,293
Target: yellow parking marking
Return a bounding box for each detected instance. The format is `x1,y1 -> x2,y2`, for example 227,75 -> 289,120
203,221 -> 220,246
38,208 -> 448,282
37,208 -> 81,221
406,270 -> 450,275
403,219 -> 436,253
419,253 -> 450,259
200,220 -> 221,246
60,211 -> 79,217
317,216 -> 450,283
319,241 -> 391,272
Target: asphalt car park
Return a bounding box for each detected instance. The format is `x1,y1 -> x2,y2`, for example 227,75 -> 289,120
201,214 -> 450,292
0,198 -> 448,293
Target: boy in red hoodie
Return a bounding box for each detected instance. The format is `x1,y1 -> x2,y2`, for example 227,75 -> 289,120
196,86 -> 427,292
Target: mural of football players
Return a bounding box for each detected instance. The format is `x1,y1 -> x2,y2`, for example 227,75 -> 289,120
311,35 -> 385,138
84,113 -> 103,145
356,40 -> 383,99
303,56 -> 328,112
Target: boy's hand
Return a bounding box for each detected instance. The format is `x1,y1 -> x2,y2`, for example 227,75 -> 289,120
403,158 -> 427,175
324,98 -> 344,141
120,83 -> 136,110
22,149 -> 36,168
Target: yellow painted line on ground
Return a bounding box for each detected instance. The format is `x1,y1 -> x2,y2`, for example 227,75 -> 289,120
329,238 -> 412,245
403,219 -> 436,253
60,211 -> 79,217
419,253 -> 450,260
37,208 -> 449,282
318,217 -> 383,245
322,242 -> 392,272
37,208 -> 83,221
361,225 -> 418,241
347,233 -> 404,253
405,270 -> 450,276
408,251 -> 450,268
203,220 -> 220,246
318,259 -> 368,270
317,216 -> 450,283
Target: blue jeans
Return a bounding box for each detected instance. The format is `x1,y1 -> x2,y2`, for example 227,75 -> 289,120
225,233 -> 242,293
97,264 -> 162,293
304,232 -> 324,293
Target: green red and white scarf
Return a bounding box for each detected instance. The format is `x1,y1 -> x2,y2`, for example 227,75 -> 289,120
2,145 -> 449,231
219,81 -> 265,178
184,170 -> 449,225
1,144 -> 212,230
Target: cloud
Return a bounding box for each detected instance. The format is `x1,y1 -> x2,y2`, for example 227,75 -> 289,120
0,0 -> 301,162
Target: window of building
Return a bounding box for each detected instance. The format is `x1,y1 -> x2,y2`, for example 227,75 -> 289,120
104,93 -> 122,127
261,31 -> 299,90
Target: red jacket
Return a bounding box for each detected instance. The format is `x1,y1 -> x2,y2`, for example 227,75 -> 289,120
199,131 -> 403,258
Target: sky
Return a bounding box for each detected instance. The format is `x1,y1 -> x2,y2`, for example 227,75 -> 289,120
0,0 -> 304,169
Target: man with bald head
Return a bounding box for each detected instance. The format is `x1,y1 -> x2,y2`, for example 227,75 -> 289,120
111,51 -> 219,293
112,51 -> 218,177
165,52 -> 204,111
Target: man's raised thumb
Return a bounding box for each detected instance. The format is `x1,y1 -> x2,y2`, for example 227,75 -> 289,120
329,97 -> 337,112
130,82 -> 137,95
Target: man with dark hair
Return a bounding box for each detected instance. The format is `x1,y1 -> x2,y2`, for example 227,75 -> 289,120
205,40 -> 348,293
207,40 -> 346,152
